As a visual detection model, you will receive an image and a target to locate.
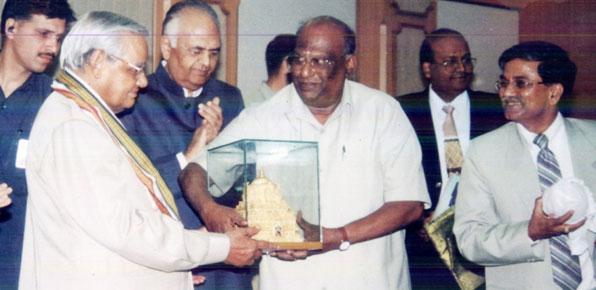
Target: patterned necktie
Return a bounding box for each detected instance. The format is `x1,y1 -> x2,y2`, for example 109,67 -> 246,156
443,105 -> 463,176
534,133 -> 582,290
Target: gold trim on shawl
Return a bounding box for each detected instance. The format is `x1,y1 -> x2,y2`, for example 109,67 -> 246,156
55,69 -> 180,219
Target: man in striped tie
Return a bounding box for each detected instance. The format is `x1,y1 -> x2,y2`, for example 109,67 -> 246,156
454,41 -> 596,289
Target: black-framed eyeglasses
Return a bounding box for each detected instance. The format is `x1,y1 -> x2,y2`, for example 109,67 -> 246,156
108,54 -> 145,78
495,79 -> 545,91
288,53 -> 337,72
435,56 -> 476,69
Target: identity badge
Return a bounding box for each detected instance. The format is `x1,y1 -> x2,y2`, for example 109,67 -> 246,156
15,139 -> 28,169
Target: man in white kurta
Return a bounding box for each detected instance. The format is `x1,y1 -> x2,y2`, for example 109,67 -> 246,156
20,11 -> 262,290
206,80 -> 430,289
181,16 -> 430,290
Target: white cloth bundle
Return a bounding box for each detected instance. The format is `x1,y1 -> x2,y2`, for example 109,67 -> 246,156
542,177 -> 596,290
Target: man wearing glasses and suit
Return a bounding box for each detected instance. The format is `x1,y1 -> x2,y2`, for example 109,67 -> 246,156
398,28 -> 505,289
454,41 -> 596,290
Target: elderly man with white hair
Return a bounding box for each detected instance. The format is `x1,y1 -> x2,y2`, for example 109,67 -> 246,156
117,1 -> 249,288
19,11 -> 267,290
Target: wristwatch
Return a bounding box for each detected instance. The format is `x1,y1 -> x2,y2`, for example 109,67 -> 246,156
338,227 -> 351,251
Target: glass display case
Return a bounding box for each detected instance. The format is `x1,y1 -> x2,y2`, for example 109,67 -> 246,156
207,139 -> 322,250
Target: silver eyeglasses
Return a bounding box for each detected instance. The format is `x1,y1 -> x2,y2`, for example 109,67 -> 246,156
108,54 -> 145,78
288,53 -> 337,72
436,56 -> 476,69
495,79 -> 545,91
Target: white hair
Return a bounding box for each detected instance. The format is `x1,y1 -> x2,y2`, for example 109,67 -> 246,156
162,1 -> 220,48
163,16 -> 181,48
60,11 -> 148,70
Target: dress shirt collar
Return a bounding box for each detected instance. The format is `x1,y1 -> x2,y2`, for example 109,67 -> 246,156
0,72 -> 48,107
160,60 -> 203,98
287,81 -> 353,127
182,87 -> 203,98
0,72 -> 37,99
516,112 -> 564,148
428,85 -> 471,143
428,85 -> 470,112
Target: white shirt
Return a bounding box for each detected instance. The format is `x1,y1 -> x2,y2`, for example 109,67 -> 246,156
517,113 -> 596,290
20,79 -> 229,290
161,60 -> 204,99
517,113 -> 574,179
243,81 -> 275,107
195,80 -> 430,290
429,85 -> 471,194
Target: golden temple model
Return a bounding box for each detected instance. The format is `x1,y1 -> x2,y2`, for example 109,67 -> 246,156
235,169 -> 303,242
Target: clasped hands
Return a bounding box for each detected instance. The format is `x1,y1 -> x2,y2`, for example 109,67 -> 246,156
202,204 -> 338,263
199,201 -> 273,267
184,97 -> 223,161
270,211 -> 349,261
259,212 -> 348,262
528,197 -> 586,241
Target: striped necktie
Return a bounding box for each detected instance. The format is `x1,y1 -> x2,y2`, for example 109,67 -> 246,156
534,133 -> 582,290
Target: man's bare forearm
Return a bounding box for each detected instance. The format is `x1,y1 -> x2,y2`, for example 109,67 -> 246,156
180,163 -> 245,232
179,163 -> 217,216
344,201 -> 423,244
314,200 -> 423,252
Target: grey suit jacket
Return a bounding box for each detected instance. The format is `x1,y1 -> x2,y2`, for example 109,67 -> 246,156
454,118 -> 596,289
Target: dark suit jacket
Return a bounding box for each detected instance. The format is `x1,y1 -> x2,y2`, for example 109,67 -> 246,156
398,89 -> 506,208
119,65 -> 253,290
397,88 -> 506,289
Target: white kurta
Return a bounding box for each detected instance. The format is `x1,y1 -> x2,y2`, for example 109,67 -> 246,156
20,83 -> 229,290
244,81 -> 275,108
197,80 -> 430,290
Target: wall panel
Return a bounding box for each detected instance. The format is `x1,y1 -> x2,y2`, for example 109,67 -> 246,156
520,1 -> 596,119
